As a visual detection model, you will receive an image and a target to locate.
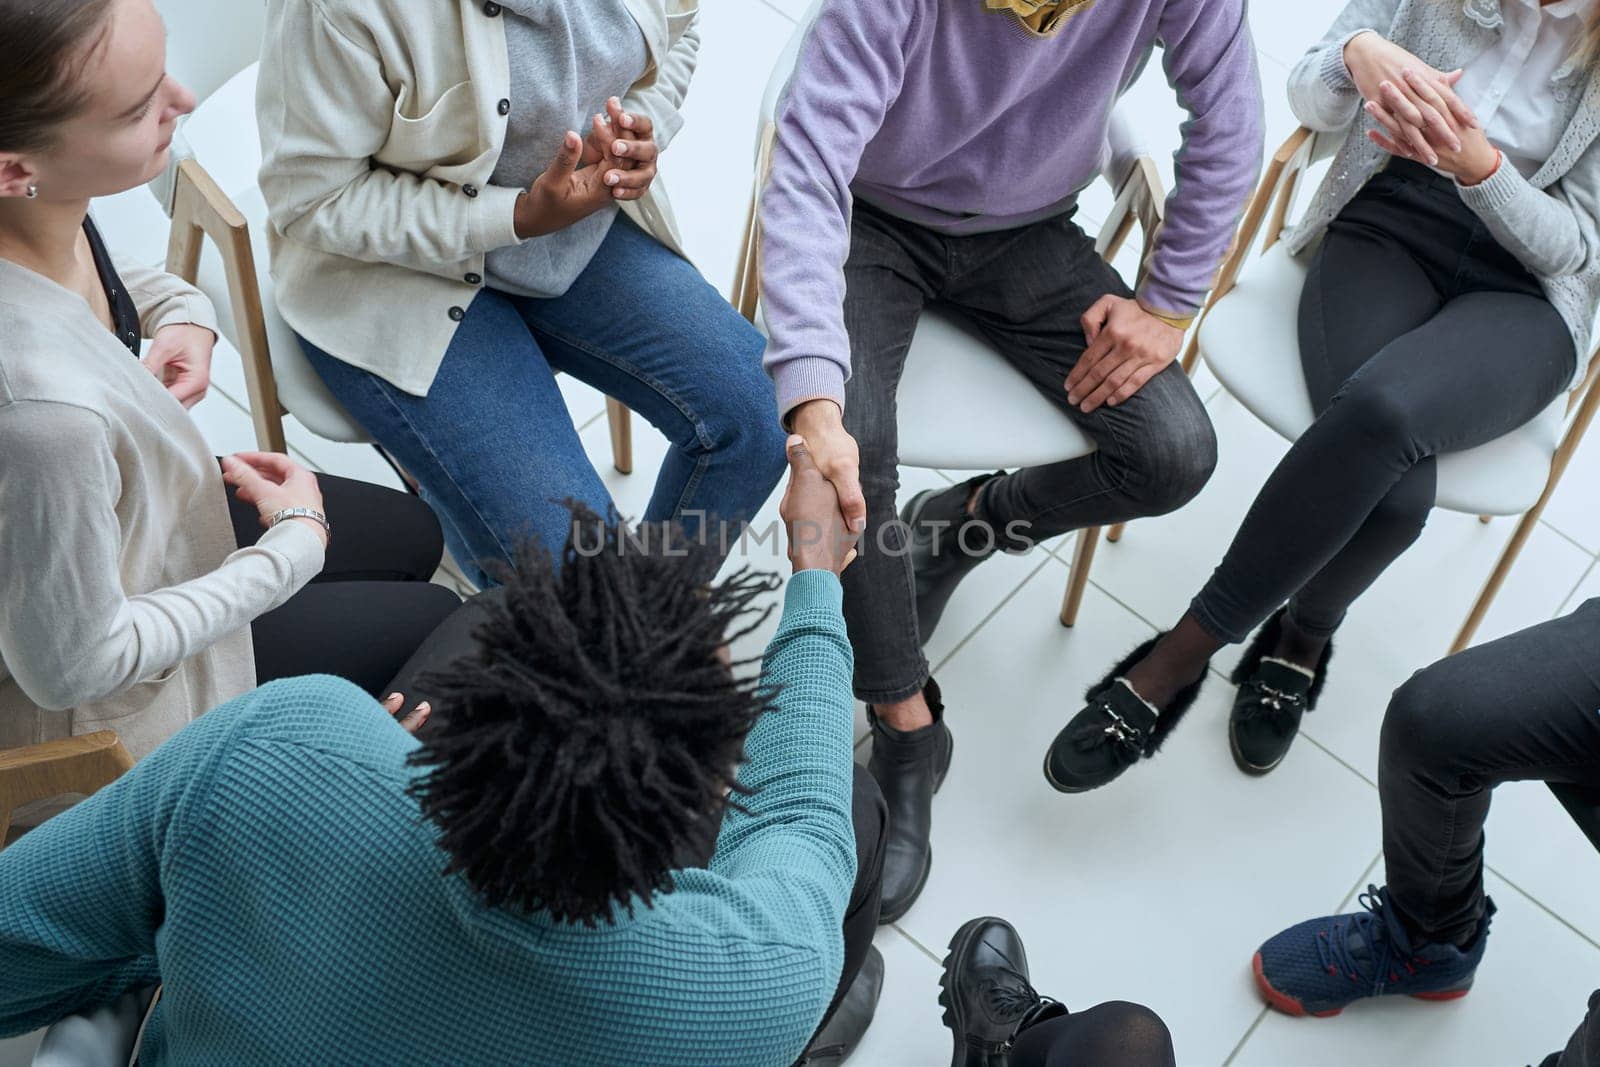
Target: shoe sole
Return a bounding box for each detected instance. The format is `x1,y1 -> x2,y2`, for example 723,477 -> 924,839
1251,951 -> 1471,1018
875,725 -> 955,926
937,917 -> 1006,1067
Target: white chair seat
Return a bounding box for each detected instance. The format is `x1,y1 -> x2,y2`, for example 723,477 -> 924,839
897,308 -> 1095,470
1197,242 -> 1564,516
180,64 -> 370,444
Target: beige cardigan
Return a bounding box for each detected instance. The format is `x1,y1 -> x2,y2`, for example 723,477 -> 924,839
257,0 -> 697,397
0,251 -> 325,771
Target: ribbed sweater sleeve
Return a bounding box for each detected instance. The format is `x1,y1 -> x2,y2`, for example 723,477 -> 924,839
758,0 -> 919,423
0,698 -> 240,1037
1140,0 -> 1264,324
1286,0 -> 1401,132
0,402 -> 322,711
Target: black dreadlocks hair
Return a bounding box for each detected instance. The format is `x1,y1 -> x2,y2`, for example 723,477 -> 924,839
407,506 -> 780,926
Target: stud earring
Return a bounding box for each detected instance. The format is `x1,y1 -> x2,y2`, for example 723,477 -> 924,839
25,184 -> 38,199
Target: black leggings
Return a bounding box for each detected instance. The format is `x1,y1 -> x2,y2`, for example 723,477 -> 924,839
228,469 -> 461,695
1010,1000 -> 1176,1066
1190,160 -> 1576,643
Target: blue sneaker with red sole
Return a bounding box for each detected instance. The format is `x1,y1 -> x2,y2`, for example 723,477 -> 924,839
1253,885 -> 1494,1018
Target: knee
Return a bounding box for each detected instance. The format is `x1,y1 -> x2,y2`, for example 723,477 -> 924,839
1328,379 -> 1422,454
1120,411 -> 1218,516
1381,661 -> 1470,776
1087,1002 -> 1175,1065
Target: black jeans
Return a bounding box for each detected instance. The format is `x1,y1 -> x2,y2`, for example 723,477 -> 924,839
1380,598 -> 1600,948
842,200 -> 1218,703
1011,1000 -> 1176,1066
227,470 -> 461,695
1191,160 -> 1576,643
384,592 -> 890,1039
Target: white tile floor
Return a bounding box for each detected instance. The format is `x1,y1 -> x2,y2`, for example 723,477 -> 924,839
9,2 -> 1600,1065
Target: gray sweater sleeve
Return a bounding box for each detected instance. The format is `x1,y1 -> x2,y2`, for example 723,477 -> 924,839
1286,0 -> 1401,132
0,403 -> 323,711
1457,145 -> 1597,278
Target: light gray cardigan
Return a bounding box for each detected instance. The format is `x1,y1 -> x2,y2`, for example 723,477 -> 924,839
1286,0 -> 1600,384
0,250 -> 324,777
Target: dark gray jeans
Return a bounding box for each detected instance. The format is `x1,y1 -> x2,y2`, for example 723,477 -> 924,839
841,200 -> 1217,704
1381,601 -> 1600,1066
1380,598 -> 1600,947
1190,160 -> 1576,643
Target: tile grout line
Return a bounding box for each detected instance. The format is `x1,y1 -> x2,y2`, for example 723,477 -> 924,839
929,553 -> 1060,675
1482,862 -> 1600,956
1222,853 -> 1381,1066
890,923 -> 948,969
755,0 -> 797,24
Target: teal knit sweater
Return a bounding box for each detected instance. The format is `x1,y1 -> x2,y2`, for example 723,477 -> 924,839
0,570 -> 857,1066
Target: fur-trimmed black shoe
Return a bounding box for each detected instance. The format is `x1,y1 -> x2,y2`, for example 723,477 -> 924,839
1229,609 -> 1334,776
1043,634 -> 1207,793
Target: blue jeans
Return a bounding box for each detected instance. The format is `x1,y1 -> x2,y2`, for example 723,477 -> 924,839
300,216 -> 786,588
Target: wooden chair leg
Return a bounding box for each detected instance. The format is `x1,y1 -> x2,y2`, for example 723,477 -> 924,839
1060,526 -> 1103,627
1106,523 -> 1127,544
607,398 -> 634,475
1,732 -> 133,845
1452,508 -> 1540,654
1479,515 -> 1492,524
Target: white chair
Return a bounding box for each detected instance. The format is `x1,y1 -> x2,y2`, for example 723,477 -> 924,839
732,3 -> 1168,626
1188,127 -> 1600,653
147,2 -> 635,471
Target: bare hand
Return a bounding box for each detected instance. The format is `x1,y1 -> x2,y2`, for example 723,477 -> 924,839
513,131 -> 618,239
221,451 -> 329,547
1366,70 -> 1499,185
382,691 -> 432,734
780,435 -> 860,575
1344,31 -> 1477,164
1066,295 -> 1184,413
788,399 -> 867,535
580,98 -> 659,203
142,323 -> 215,408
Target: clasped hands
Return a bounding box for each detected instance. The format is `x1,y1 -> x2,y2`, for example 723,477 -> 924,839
1344,31 -> 1500,186
513,97 -> 660,239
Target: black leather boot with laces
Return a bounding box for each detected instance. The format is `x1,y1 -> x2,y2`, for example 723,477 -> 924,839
939,916 -> 1066,1067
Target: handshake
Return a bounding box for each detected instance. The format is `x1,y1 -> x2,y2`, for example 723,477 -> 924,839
780,434 -> 861,577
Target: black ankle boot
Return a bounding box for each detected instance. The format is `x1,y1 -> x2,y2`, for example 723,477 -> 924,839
796,946 -> 885,1065
1229,609 -> 1334,776
1043,634 -> 1206,793
901,473 -> 1005,646
867,678 -> 954,923
939,916 -> 1066,1067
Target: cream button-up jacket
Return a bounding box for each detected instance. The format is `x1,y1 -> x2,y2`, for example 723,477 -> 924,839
257,0 -> 696,396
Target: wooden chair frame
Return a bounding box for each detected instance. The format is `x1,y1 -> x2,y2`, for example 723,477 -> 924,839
164,158 -> 637,473
733,121 -> 1168,627
1174,127 -> 1600,654
1,732 -> 133,845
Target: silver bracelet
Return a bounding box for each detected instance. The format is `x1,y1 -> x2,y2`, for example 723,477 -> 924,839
267,507 -> 331,539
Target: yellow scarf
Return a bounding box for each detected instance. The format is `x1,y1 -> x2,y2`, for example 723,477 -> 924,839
983,0 -> 1097,37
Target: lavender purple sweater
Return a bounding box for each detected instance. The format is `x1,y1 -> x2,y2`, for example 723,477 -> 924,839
760,0 -> 1264,421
